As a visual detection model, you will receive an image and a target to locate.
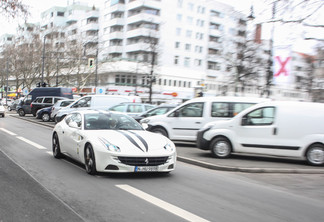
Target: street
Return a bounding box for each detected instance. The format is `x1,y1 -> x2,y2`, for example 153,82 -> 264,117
1,115 -> 324,222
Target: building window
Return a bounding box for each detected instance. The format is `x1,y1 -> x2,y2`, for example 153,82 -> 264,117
177,0 -> 183,8
178,81 -> 182,87
208,61 -> 220,70
187,16 -> 193,24
187,2 -> 194,11
164,79 -> 167,85
184,57 -> 190,67
174,80 -> 177,87
177,14 -> 182,21
176,28 -> 181,36
186,30 -> 192,38
57,12 -> 64,17
195,59 -> 202,66
185,44 -> 191,51
175,42 -> 180,48
174,56 -> 179,65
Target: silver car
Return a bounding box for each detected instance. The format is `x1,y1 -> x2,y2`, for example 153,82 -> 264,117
50,99 -> 75,121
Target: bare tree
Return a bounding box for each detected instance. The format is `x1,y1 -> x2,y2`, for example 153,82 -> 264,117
0,0 -> 29,19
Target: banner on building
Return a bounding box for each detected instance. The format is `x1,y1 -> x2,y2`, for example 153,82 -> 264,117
273,45 -> 293,86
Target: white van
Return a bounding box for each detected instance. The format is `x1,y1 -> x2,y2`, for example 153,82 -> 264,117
197,101 -> 324,166
55,95 -> 141,122
141,96 -> 268,142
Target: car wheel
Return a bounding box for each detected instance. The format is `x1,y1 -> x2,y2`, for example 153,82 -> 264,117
151,127 -> 168,137
42,113 -> 50,122
306,144 -> 324,166
210,137 -> 232,158
84,144 -> 97,175
52,133 -> 63,159
18,109 -> 25,116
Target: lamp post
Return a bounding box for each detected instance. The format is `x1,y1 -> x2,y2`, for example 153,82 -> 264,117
41,34 -> 46,87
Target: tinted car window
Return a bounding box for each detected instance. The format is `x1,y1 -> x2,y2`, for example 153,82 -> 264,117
242,107 -> 275,126
110,104 -> 125,112
61,101 -> 74,107
43,98 -> 53,104
34,98 -> 43,103
170,102 -> 204,117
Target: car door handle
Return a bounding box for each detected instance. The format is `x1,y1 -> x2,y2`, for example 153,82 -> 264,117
195,122 -> 201,124
273,127 -> 277,135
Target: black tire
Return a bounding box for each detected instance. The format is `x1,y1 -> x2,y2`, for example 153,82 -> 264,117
18,109 -> 25,116
52,133 -> 63,159
84,144 -> 97,175
151,127 -> 168,137
42,112 -> 50,122
306,144 -> 324,166
210,137 -> 232,158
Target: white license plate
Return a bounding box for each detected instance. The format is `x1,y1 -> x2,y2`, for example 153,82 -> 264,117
135,166 -> 158,172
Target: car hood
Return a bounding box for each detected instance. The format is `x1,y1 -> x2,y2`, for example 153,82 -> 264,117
86,130 -> 174,154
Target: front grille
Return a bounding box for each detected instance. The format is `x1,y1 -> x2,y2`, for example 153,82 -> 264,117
118,156 -> 169,166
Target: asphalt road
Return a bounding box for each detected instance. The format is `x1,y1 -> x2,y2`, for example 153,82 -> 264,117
1,115 -> 324,222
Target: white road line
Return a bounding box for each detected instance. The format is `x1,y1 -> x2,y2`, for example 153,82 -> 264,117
0,128 -> 17,136
46,151 -> 52,155
116,184 -> 210,222
16,136 -> 47,150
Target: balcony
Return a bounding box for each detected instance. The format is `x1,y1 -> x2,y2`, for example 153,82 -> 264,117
107,18 -> 125,26
210,16 -> 223,25
108,31 -> 124,39
125,42 -> 151,52
110,3 -> 125,12
209,29 -> 221,37
127,0 -> 161,10
208,42 -> 222,49
83,22 -> 99,31
85,10 -> 99,19
127,28 -> 159,38
108,46 -> 123,53
207,55 -> 222,62
127,13 -> 161,25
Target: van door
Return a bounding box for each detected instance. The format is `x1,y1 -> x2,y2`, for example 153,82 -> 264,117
167,102 -> 205,141
234,106 -> 291,155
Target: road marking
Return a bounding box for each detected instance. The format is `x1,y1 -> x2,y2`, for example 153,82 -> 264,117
16,136 -> 47,150
46,151 -> 52,155
0,128 -> 17,136
116,184 -> 210,222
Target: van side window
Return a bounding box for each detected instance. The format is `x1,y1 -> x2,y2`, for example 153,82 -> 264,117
170,102 -> 204,117
34,97 -> 43,103
233,103 -> 255,116
211,102 -> 230,117
242,107 -> 275,126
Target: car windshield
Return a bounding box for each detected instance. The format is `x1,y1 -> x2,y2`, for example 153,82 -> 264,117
84,113 -> 143,130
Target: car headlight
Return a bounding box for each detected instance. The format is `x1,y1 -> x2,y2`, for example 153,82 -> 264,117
164,142 -> 175,152
98,137 -> 120,152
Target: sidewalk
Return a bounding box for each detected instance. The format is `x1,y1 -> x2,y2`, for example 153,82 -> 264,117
176,144 -> 324,174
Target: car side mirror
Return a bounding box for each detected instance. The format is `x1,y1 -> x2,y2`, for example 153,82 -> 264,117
241,116 -> 248,125
68,121 -> 80,129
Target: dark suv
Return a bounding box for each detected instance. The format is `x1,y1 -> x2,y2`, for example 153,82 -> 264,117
30,96 -> 66,116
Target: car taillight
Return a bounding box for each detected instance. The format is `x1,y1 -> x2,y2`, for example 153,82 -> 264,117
30,104 -> 32,108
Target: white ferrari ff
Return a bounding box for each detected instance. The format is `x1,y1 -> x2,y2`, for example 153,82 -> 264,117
52,110 -> 176,175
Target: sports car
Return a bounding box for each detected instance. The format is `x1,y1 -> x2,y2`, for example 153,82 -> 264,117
52,110 -> 176,175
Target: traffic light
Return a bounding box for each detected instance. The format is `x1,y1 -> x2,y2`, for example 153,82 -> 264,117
88,58 -> 95,68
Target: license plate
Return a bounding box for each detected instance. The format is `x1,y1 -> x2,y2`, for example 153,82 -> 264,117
135,166 -> 158,172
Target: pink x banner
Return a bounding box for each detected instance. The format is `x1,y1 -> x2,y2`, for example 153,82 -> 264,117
273,46 -> 292,85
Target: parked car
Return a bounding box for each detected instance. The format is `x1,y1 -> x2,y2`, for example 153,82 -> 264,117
8,99 -> 20,111
29,96 -> 67,117
108,102 -> 156,117
141,96 -> 269,142
55,95 -> 141,123
52,110 -> 176,175
16,87 -> 73,117
36,106 -> 52,122
0,104 -> 5,117
133,104 -> 178,122
1,98 -> 13,106
196,101 -> 324,166
50,99 -> 75,121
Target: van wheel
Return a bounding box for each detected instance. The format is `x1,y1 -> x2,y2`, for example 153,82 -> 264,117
210,137 -> 232,158
151,127 -> 168,138
18,109 -> 25,116
306,144 -> 324,166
